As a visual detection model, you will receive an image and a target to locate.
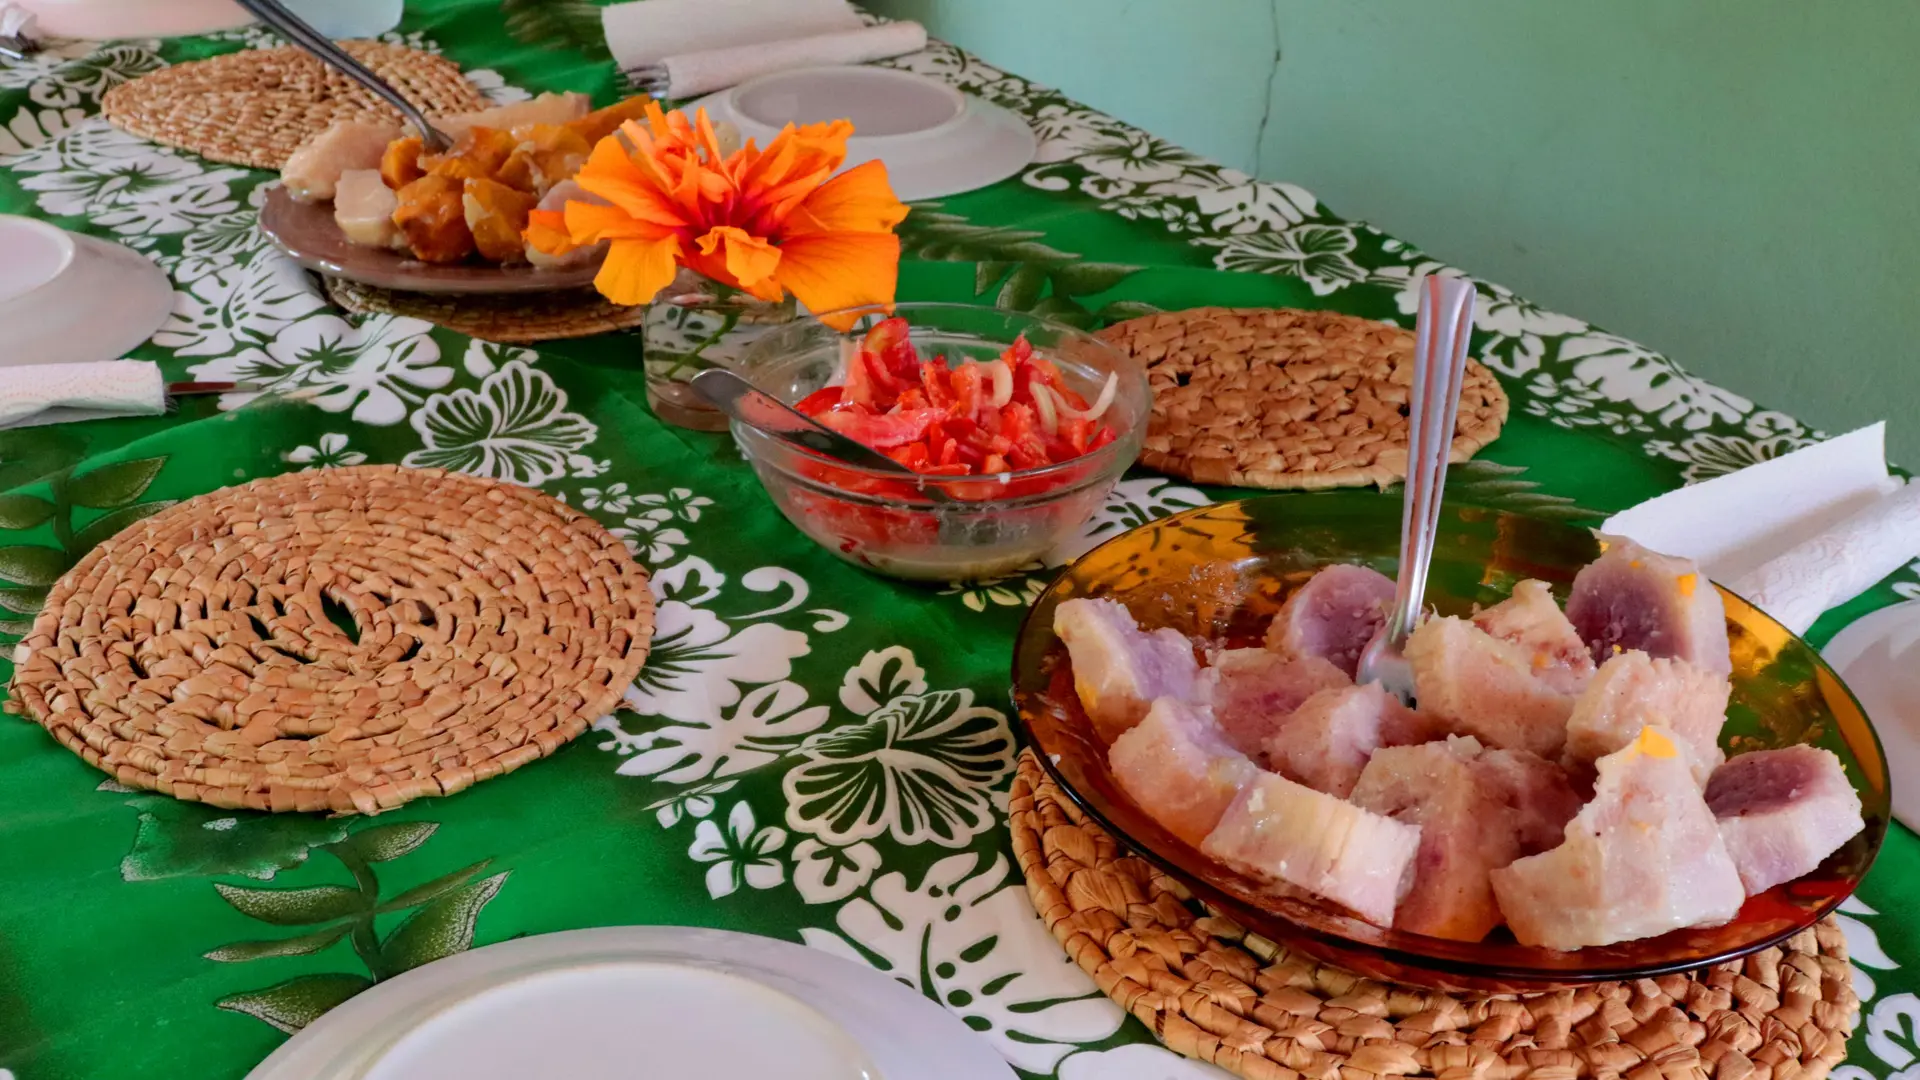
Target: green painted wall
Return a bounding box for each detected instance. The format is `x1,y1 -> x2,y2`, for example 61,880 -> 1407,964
869,0 -> 1920,464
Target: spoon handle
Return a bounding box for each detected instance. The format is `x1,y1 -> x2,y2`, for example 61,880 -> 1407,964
231,0 -> 453,151
1382,275 -> 1477,644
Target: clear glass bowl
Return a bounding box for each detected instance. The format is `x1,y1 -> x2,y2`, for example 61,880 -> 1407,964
1012,495 -> 1890,992
732,303 -> 1149,581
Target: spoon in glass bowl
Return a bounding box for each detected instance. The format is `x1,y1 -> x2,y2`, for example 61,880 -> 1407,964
1355,275 -> 1477,704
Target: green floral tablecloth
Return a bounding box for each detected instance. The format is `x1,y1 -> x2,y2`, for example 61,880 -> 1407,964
0,5 -> 1913,1079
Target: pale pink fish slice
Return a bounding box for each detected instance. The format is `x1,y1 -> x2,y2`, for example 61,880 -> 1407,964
1261,682 -> 1417,798
1707,746 -> 1864,895
1566,537 -> 1732,675
1564,650 -> 1730,785
1054,597 -> 1201,743
1351,737 -> 1581,941
1264,564 -> 1396,678
1491,726 -> 1746,949
1109,697 -> 1260,847
1205,649 -> 1351,759
1472,579 -> 1596,696
1202,769 -> 1421,927
1405,616 -> 1577,758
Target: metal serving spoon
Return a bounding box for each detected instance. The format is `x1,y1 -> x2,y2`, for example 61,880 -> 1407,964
231,0 -> 454,152
1355,275 -> 1477,704
690,369 -> 955,504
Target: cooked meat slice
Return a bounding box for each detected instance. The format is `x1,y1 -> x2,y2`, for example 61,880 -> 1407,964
1566,538 -> 1732,675
1054,598 -> 1201,743
1262,682 -> 1416,798
1109,697 -> 1259,847
1406,616 -> 1576,758
1473,579 -> 1596,695
1265,564 -> 1396,678
1205,648 -> 1350,758
1706,746 -> 1864,894
1565,650 -> 1729,785
1491,727 -> 1745,949
281,119 -> 402,202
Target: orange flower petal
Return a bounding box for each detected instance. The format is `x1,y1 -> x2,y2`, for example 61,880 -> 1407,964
595,235 -> 681,306
783,160 -> 909,237
574,137 -> 685,228
773,231 -> 900,331
695,225 -> 783,291
524,208 -> 577,256
564,200 -> 677,245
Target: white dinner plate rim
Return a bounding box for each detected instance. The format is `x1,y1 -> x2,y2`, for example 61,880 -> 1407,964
244,925 -> 1016,1080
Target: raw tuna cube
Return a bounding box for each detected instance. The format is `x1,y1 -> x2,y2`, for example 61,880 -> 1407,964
1205,649 -> 1351,757
1491,727 -> 1746,949
1055,598 -> 1201,743
1265,564 -> 1396,677
281,119 -> 402,202
1406,616 -> 1577,758
1351,738 -> 1581,941
1473,579 -> 1596,695
1262,683 -> 1417,797
1707,746 -> 1864,894
1566,538 -> 1732,675
1565,650 -> 1730,785
1109,697 -> 1259,846
1202,770 -> 1420,926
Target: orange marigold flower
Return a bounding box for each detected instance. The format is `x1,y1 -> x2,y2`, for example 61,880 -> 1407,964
525,102 -> 907,328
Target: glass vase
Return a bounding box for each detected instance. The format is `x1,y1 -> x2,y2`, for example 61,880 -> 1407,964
642,272 -> 798,431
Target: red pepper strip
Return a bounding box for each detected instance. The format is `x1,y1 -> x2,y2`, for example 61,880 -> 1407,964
795,386 -> 843,416
949,363 -> 983,421
919,362 -> 954,409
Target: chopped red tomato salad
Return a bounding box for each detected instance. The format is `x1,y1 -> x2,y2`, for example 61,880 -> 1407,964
796,317 -> 1119,476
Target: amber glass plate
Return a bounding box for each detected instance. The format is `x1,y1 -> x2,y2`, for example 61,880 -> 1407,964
258,185 -> 601,295
1010,493 -> 1890,992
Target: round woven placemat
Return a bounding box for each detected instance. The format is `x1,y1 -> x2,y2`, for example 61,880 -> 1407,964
7,465 -> 654,815
1097,307 -> 1510,490
1009,750 -> 1859,1080
101,42 -> 488,170
324,277 -> 648,343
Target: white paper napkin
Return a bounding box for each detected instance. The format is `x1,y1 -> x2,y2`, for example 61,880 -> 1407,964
601,0 -> 862,72
0,2 -> 39,42
1603,422 -> 1919,634
647,23 -> 928,99
0,361 -> 165,429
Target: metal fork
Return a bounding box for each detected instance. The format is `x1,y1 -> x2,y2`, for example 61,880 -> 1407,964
231,0 -> 454,152
1355,275 -> 1478,704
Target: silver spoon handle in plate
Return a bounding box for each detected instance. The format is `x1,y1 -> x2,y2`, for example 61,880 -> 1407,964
231,0 -> 453,151
1381,275 -> 1477,647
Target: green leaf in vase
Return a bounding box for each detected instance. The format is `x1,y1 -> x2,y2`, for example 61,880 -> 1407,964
376,859 -> 496,914
0,493 -> 54,531
378,872 -> 508,976
66,456 -> 167,509
214,882 -> 367,926
327,820 -> 438,865
997,264 -> 1049,311
0,545 -> 70,586
216,973 -> 372,1034
204,924 -> 353,963
119,797 -> 348,883
71,500 -> 176,552
1050,261 -> 1143,297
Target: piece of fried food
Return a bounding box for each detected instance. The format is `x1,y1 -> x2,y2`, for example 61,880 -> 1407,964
423,127 -> 518,182
496,123 -> 593,196
463,177 -> 538,263
392,173 -> 474,263
381,136 -> 425,190
566,96 -> 654,146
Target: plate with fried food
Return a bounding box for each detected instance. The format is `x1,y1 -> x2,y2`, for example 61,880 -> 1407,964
260,92 -> 651,294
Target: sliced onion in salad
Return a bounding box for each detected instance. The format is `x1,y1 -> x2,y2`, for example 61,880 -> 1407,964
982,359 -> 1014,408
1033,379 -> 1060,435
1055,372 -> 1118,423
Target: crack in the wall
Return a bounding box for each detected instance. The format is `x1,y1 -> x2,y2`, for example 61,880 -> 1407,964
1251,0 -> 1281,175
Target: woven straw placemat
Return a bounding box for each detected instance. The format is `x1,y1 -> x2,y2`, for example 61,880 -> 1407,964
1010,750 -> 1858,1080
101,43 -> 487,170
1097,308 -> 1510,490
7,465 -> 653,815
324,277 -> 648,343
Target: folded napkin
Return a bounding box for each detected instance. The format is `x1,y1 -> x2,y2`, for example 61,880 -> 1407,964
1603,422 -> 1917,635
635,23 -> 929,99
0,1 -> 39,45
601,0 -> 862,71
0,361 -> 166,429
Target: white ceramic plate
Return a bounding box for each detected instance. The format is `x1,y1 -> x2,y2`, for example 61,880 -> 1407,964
0,215 -> 175,367
690,66 -> 1038,202
245,926 -> 1016,1080
1823,600 -> 1920,829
